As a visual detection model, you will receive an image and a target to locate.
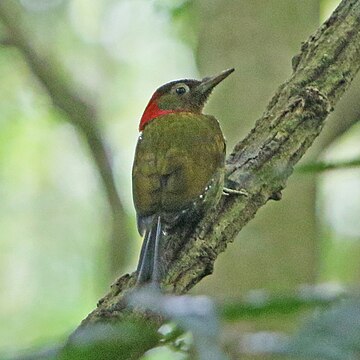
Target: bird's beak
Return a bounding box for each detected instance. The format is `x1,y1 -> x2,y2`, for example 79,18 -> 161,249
196,68 -> 235,95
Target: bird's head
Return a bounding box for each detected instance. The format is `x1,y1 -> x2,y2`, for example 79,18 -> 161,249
139,68 -> 234,131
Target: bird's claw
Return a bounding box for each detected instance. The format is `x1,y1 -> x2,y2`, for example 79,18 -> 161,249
223,187 -> 248,196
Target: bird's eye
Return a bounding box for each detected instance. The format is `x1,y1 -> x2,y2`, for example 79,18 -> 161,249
176,86 -> 187,95
171,83 -> 190,96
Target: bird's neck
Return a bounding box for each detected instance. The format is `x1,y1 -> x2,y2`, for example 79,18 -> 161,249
139,100 -> 181,131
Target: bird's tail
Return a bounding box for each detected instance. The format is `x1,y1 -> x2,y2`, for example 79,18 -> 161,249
136,215 -> 162,285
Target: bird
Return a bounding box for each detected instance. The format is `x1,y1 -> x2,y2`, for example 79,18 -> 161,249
132,68 -> 234,285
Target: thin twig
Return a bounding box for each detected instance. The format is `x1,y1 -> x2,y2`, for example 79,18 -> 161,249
298,158 -> 360,173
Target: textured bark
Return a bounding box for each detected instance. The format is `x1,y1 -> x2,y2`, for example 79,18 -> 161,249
195,0 -> 320,297
73,0 -> 360,330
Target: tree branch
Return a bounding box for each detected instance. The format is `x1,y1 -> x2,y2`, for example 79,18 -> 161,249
0,2 -> 131,273
0,34 -> 14,46
72,0 -> 360,331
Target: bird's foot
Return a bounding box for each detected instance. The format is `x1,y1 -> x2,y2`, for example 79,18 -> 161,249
223,187 -> 248,196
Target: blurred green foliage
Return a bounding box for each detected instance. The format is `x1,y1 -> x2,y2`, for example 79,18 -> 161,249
63,321 -> 160,360
286,298 -> 360,359
3,286 -> 353,359
1,0 -> 360,359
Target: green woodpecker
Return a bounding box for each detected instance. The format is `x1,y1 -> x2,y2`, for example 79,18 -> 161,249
132,68 -> 234,284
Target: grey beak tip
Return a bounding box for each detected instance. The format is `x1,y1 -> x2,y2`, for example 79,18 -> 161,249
225,68 -> 235,74
221,68 -> 235,79
197,67 -> 235,94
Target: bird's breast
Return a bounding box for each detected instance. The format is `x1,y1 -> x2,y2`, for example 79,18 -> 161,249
132,113 -> 225,219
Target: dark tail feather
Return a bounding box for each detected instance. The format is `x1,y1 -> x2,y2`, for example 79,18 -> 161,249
136,215 -> 162,284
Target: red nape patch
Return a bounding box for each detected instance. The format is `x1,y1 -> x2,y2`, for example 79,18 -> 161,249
139,93 -> 177,131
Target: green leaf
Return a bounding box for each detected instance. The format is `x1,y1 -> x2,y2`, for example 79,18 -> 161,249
61,321 -> 160,360
6,321 -> 159,360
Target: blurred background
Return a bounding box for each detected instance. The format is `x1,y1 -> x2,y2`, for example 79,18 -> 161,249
0,0 -> 359,358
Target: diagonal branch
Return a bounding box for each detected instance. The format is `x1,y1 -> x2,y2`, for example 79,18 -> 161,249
0,2 -> 131,273
74,0 -> 360,330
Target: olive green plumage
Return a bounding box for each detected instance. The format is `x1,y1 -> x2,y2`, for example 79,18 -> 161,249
132,68 -> 234,284
132,112 -> 225,219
